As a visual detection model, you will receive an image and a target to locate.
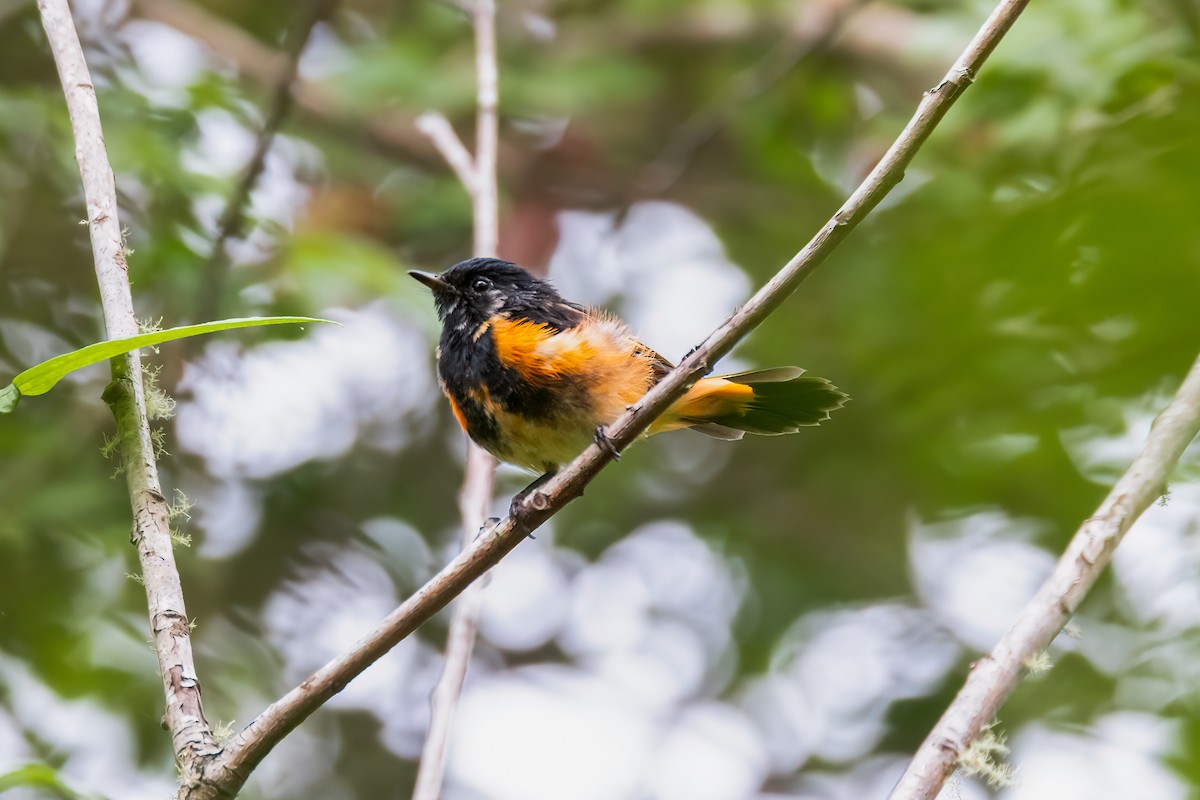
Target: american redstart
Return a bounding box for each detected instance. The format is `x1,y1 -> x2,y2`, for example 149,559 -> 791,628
411,258 -> 847,492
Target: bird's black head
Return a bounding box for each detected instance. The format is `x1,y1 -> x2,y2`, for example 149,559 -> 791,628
409,258 -> 574,335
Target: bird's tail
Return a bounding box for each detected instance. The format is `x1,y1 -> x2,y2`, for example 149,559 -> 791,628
650,367 -> 848,440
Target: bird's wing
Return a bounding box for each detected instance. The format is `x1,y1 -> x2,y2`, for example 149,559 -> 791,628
490,310 -> 670,392
635,341 -> 673,382
517,299 -> 588,333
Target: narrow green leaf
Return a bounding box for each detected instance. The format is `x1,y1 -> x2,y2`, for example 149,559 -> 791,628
10,316 -> 331,398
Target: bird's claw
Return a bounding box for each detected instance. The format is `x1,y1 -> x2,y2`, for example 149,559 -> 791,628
508,494 -> 525,519
505,499 -> 536,539
594,426 -> 621,461
475,516 -> 501,539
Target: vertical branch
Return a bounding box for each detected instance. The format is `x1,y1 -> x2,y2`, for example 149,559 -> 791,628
472,0 -> 498,256
889,351 -> 1200,800
410,513 -> 486,800
413,2 -> 499,797
36,0 -> 218,780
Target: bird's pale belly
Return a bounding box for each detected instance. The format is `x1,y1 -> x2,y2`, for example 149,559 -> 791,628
445,375 -> 640,473
484,403 -> 599,472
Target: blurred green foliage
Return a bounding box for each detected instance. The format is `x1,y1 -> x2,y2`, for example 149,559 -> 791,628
1,0 -> 1198,797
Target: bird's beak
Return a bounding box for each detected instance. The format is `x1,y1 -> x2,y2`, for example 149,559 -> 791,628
408,270 -> 453,294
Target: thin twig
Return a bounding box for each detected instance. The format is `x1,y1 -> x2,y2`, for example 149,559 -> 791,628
36,0 -> 219,783
889,352 -> 1200,800
415,113 -> 477,195
193,0 -> 337,323
412,3 -> 500,797
190,0 -> 1031,792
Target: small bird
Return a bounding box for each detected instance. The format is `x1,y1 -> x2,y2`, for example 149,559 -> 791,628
411,258 -> 846,490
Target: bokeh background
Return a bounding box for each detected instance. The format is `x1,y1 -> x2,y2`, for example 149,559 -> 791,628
2,0 -> 1200,798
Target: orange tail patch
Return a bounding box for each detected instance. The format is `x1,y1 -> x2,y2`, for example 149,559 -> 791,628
652,367 -> 847,438
650,378 -> 754,435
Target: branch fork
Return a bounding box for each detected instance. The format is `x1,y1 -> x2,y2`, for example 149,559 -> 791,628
416,112 -> 479,193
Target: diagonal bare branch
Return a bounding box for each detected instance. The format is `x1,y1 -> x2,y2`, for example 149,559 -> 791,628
36,0 -> 219,781
192,0 -> 1033,792
889,351 -> 1200,800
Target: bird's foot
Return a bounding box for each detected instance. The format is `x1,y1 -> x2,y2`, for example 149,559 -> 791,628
475,517 -> 501,540
594,426 -> 621,461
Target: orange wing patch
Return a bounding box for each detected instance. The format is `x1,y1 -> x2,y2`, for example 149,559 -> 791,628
490,313 -> 658,420
490,316 -> 596,383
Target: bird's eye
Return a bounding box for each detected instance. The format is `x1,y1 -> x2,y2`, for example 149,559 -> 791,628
471,277 -> 491,292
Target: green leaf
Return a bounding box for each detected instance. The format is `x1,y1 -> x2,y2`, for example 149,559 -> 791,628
1,316 -> 331,411
0,383 -> 17,413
